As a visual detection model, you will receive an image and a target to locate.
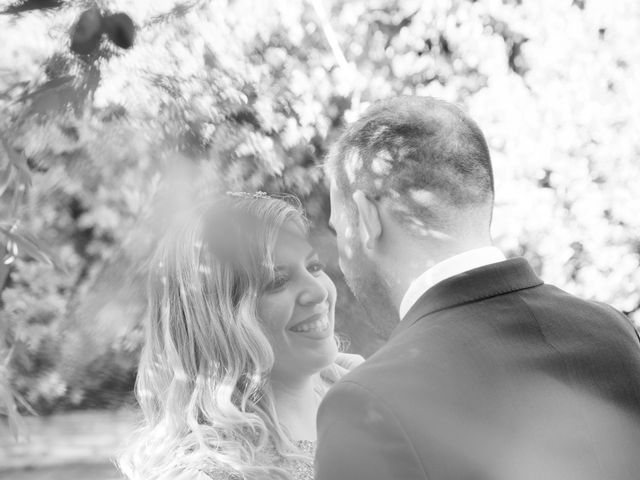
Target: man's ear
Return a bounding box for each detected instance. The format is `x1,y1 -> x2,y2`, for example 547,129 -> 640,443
352,190 -> 382,250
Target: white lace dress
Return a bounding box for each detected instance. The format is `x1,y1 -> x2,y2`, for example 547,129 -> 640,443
170,440 -> 315,480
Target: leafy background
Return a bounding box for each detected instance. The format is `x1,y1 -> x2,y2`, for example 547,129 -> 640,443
1,0 -> 639,442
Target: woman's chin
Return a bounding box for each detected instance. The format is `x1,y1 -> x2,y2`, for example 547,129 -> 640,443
312,340 -> 340,371
299,343 -> 340,376
272,332 -> 340,378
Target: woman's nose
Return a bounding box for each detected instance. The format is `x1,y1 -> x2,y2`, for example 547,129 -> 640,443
298,272 -> 328,306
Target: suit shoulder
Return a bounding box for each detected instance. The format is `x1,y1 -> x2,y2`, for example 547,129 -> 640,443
316,378 -> 428,480
522,284 -> 639,334
331,334 -> 440,401
589,299 -> 640,340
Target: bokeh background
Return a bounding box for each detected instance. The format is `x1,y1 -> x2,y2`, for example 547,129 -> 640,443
1,0 -> 639,478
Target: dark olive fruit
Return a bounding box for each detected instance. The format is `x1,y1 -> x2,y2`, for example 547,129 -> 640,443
103,13 -> 135,49
70,7 -> 103,55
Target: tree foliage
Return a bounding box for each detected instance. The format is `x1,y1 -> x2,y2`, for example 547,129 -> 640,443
1,0 -> 639,417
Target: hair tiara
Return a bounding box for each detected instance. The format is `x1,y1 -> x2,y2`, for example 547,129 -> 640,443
225,191 -> 271,199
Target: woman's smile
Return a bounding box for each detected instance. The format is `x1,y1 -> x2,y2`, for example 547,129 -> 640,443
288,308 -> 332,337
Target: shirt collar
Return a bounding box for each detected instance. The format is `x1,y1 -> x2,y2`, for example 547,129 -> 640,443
399,246 -> 506,320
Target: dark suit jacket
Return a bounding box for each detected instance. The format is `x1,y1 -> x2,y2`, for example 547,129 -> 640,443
315,258 -> 640,480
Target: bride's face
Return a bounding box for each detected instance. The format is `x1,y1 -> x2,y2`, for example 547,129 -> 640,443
257,225 -> 338,381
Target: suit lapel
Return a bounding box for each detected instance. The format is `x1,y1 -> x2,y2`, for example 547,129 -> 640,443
391,257 -> 543,339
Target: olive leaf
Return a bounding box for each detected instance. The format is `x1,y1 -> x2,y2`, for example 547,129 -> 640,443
0,0 -> 64,15
0,225 -> 66,273
0,156 -> 13,199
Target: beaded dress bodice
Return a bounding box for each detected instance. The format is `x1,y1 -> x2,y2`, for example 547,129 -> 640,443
199,440 -> 315,480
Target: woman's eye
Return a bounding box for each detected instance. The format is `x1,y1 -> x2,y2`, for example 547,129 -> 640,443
268,275 -> 288,291
308,261 -> 326,274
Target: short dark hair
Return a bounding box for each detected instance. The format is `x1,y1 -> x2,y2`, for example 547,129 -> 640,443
327,96 -> 494,229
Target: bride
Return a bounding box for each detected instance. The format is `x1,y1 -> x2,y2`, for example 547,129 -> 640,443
118,193 -> 361,480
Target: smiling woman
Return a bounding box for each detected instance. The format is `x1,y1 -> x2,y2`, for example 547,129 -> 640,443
258,226 -> 339,441
117,193 -> 340,480
258,226 -> 338,373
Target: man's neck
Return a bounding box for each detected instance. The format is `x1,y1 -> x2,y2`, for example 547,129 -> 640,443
383,239 -> 495,312
270,373 -> 321,441
398,245 -> 506,319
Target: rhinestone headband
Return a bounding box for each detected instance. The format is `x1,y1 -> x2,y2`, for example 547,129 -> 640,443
225,191 -> 270,199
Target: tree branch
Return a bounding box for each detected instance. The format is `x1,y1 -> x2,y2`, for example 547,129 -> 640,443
309,0 -> 349,71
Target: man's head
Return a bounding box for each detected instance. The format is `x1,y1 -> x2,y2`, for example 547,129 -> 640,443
327,96 -> 494,332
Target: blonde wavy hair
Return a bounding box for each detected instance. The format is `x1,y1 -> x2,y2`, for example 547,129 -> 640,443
118,194 -> 312,480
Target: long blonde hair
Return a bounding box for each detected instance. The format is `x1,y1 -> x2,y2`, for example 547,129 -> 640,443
119,194 -> 310,479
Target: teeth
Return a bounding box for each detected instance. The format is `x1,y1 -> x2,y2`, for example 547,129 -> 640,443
291,316 -> 329,333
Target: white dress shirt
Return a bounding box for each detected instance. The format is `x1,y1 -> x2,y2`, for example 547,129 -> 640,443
399,246 -> 507,320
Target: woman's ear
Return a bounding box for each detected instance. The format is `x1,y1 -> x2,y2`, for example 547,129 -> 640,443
352,190 -> 382,250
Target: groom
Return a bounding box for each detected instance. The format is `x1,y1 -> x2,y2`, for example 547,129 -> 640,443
315,96 -> 640,480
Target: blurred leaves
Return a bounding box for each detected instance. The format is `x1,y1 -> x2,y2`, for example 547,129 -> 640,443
0,0 -> 639,419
